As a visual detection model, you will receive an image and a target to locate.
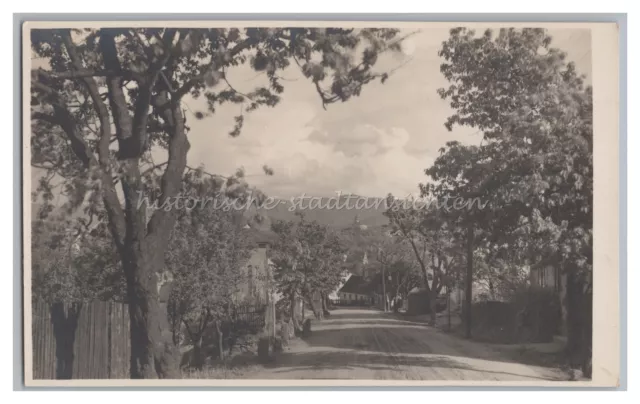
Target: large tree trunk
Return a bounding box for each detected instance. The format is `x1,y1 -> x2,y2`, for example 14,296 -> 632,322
123,244 -> 180,379
289,291 -> 302,332
192,335 -> 204,370
50,302 -> 81,379
307,294 -> 323,320
565,269 -> 593,378
119,93 -> 188,378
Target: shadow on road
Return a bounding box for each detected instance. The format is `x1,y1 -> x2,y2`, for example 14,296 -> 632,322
261,351 -> 560,381
224,309 -> 568,381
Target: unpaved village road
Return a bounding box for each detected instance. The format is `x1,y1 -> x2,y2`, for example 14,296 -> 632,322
242,308 -> 569,381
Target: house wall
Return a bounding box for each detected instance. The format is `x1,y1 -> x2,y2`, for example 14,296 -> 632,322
328,272 -> 352,301
234,244 -> 270,305
337,292 -> 369,303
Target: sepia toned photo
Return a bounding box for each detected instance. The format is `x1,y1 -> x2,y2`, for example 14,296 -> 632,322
21,20 -> 620,387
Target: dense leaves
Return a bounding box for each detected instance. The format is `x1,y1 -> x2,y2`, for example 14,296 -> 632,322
165,176 -> 252,352
271,217 -> 346,320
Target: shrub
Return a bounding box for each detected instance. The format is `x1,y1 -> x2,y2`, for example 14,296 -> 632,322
462,288 -> 562,344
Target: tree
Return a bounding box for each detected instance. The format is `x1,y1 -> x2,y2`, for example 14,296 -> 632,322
30,27 -> 406,377
369,232 -> 416,311
165,174 -> 251,368
31,210 -> 124,304
384,197 -> 459,324
435,27 -> 593,374
271,218 -> 346,325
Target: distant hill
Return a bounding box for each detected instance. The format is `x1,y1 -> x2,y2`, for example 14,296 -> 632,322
245,195 -> 391,231
31,192 -> 393,234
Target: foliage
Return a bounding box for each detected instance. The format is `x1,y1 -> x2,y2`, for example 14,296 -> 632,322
384,198 -> 461,294
270,217 -> 347,316
433,27 -> 592,275
165,174 -> 252,349
31,212 -> 124,303
367,231 -> 420,298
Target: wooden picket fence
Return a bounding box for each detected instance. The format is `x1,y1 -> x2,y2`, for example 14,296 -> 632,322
32,299 -> 269,379
31,299 -> 130,379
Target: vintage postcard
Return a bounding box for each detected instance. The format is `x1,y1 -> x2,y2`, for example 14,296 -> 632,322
22,20 -> 620,387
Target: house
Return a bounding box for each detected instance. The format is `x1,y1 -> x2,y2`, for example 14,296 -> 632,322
233,227 -> 278,306
336,274 -> 372,305
328,271 -> 352,301
405,287 -> 449,315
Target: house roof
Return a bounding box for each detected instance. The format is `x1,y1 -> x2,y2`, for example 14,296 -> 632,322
338,274 -> 371,295
240,226 -> 277,246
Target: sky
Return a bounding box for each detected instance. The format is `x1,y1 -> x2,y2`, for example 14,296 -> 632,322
180,27 -> 592,199
30,26 -> 592,202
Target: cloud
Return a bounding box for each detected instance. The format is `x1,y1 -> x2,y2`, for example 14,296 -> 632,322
176,28 -> 591,199
307,124 -> 407,157
256,125 -> 429,198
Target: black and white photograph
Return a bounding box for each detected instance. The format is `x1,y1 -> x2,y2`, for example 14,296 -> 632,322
22,20 -> 620,387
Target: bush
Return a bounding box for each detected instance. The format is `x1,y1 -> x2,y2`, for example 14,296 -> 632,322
462,288 -> 562,344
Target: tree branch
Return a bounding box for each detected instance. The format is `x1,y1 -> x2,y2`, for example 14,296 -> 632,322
131,29 -> 177,158
173,37 -> 258,100
146,93 -> 190,238
98,30 -> 135,151
59,30 -> 126,249
34,67 -> 143,82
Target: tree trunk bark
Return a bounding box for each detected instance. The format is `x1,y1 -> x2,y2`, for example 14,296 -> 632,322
192,335 -> 204,369
123,243 -> 179,379
307,294 -> 322,320
215,320 -> 224,361
50,302 -> 81,379
289,291 -> 301,332
290,292 -> 296,321
465,224 -> 474,339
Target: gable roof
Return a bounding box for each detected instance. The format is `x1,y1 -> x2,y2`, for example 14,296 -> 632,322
240,226 -> 277,246
338,274 -> 370,295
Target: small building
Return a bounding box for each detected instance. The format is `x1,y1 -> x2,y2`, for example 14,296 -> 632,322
328,271 -> 352,301
233,227 -> 278,306
406,288 -> 431,315
336,274 -> 371,305
406,287 -> 448,315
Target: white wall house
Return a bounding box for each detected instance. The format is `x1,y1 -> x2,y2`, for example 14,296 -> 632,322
328,271 -> 352,301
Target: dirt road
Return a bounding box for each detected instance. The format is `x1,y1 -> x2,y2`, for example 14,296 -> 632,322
242,308 -> 570,381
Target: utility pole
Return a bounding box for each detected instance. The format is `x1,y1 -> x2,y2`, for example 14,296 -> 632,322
465,223 -> 474,339
446,261 -> 451,332
381,264 -> 387,312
